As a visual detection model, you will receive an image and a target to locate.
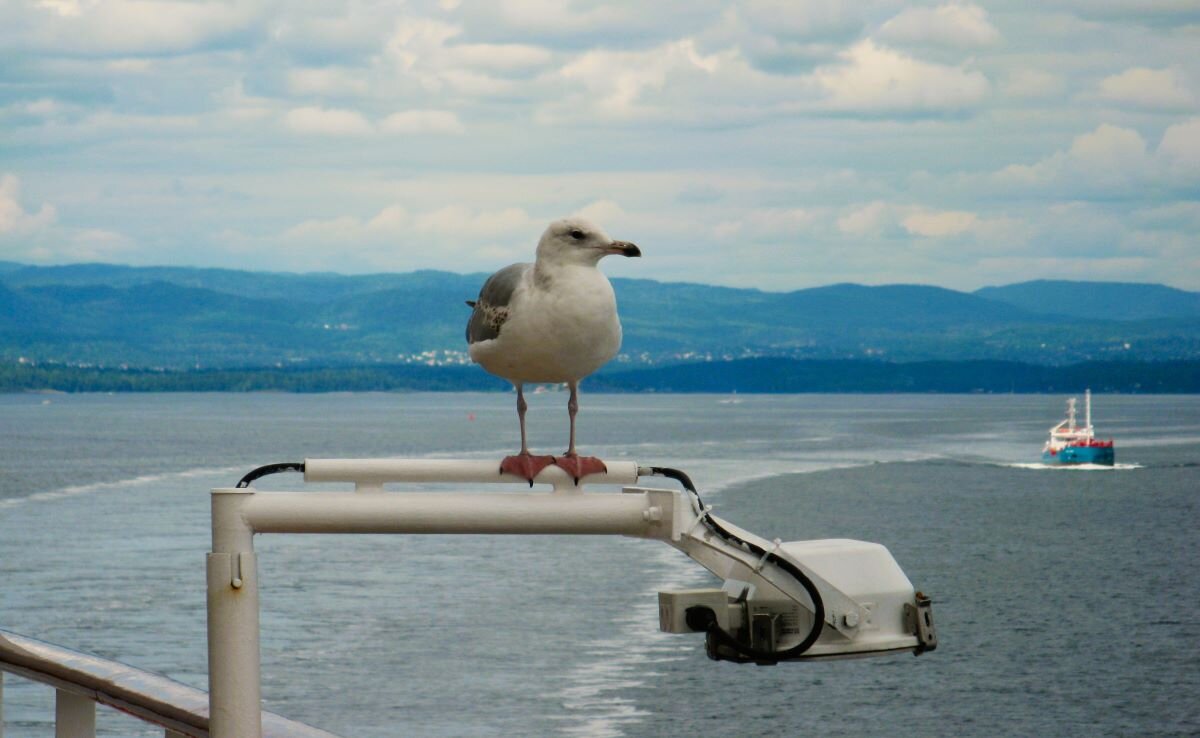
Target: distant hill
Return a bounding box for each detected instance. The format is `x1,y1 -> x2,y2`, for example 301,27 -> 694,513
1,263 -> 1198,369
975,280 -> 1200,321
4,358 -> 1198,394
592,358 -> 1200,394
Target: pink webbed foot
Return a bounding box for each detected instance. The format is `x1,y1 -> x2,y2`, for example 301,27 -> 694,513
553,455 -> 607,485
500,453 -> 557,486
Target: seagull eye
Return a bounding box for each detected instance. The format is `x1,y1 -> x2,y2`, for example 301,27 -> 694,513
569,229 -> 585,240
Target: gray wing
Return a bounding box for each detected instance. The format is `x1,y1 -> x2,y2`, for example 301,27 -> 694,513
466,263 -> 529,344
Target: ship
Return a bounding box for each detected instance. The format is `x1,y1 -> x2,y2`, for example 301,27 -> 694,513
1041,389 -> 1115,466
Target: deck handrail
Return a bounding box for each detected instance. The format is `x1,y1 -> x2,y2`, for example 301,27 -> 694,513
0,628 -> 340,738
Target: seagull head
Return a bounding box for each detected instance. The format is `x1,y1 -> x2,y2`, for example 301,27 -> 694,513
535,217 -> 641,267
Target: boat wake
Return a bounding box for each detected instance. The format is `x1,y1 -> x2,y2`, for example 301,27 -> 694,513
0,465 -> 245,510
1003,462 -> 1142,471
554,453 -> 926,736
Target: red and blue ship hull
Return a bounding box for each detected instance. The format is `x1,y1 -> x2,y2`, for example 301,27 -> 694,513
1042,443 -> 1115,466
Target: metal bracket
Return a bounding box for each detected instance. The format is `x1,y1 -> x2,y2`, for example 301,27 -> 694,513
904,591 -> 937,654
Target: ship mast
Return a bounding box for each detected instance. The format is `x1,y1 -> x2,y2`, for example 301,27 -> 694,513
1085,388 -> 1092,431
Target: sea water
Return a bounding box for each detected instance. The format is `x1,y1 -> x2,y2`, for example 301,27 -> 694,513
1,392 -> 1197,737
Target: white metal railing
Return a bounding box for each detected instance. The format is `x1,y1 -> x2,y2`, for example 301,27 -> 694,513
206,457 -> 933,738
0,628 -> 338,737
208,459 -> 653,737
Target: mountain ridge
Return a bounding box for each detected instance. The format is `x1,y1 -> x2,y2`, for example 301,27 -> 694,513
2,262 -> 1198,369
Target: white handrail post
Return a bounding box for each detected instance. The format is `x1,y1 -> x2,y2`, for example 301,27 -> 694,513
207,488 -> 261,738
55,690 -> 95,738
1,670 -> 5,738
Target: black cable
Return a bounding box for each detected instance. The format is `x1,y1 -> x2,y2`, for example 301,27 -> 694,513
236,461 -> 305,488
642,466 -> 825,661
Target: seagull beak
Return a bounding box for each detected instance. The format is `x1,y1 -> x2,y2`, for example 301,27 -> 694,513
606,241 -> 641,257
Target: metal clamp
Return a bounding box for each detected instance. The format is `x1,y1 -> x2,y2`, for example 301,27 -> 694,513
904,591 -> 937,654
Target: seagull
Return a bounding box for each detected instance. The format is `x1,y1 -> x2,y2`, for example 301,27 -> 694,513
466,217 -> 641,483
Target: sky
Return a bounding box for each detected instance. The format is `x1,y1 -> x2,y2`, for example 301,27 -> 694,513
1,0 -> 1198,292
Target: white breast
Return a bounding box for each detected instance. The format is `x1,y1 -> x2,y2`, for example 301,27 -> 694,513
468,266 -> 622,384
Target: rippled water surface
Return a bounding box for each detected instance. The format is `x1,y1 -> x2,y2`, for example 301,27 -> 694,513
1,392 -> 1198,736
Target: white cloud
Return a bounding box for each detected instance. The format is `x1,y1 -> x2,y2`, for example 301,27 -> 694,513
35,0 -> 83,18
18,0 -> 261,56
1068,123 -> 1149,173
994,123 -> 1153,190
1003,69 -> 1065,99
572,200 -> 628,228
287,67 -> 372,98
214,80 -> 279,123
715,207 -> 822,241
1094,67 -> 1195,109
541,39 -> 741,122
1132,201 -> 1200,231
736,0 -> 867,39
284,106 -> 373,136
0,174 -> 57,235
446,42 -> 553,72
1158,117 -> 1200,180
0,173 -> 137,264
278,203 -> 539,270
4,3 -> 1199,289
837,201 -> 892,236
380,110 -> 465,135
903,210 -> 979,238
812,40 -> 989,113
466,0 -> 642,38
413,205 -> 534,238
877,4 -> 1000,48
382,15 -> 554,96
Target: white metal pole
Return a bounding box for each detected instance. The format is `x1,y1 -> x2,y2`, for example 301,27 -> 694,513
1,671 -> 4,738
303,458 -> 639,491
55,690 -> 95,738
207,489 -> 261,738
241,491 -> 669,537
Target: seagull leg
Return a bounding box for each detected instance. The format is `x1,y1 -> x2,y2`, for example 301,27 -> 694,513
554,381 -> 607,484
566,380 -> 578,456
518,382 -> 530,455
500,382 -> 554,485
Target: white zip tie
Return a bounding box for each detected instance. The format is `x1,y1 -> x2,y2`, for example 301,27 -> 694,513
754,538 -> 783,573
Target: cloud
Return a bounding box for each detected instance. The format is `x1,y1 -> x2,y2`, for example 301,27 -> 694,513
992,120 -> 1200,193
812,40 -> 989,113
15,0 -> 261,56
283,106 -> 373,135
1158,117 -> 1200,179
902,210 -> 979,238
287,67 -> 372,98
714,207 -> 822,241
877,4 -> 1001,48
542,39 -> 739,122
0,174 -> 57,235
413,205 -> 534,238
837,201 -> 893,236
1094,67 -> 1196,110
456,1 -> 658,42
0,172 -> 136,264
382,15 -> 555,96
736,0 -> 868,40
4,3 -> 1199,290
278,203 -> 539,270
1003,69 -> 1065,99
379,110 -> 465,135
993,123 -> 1152,191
